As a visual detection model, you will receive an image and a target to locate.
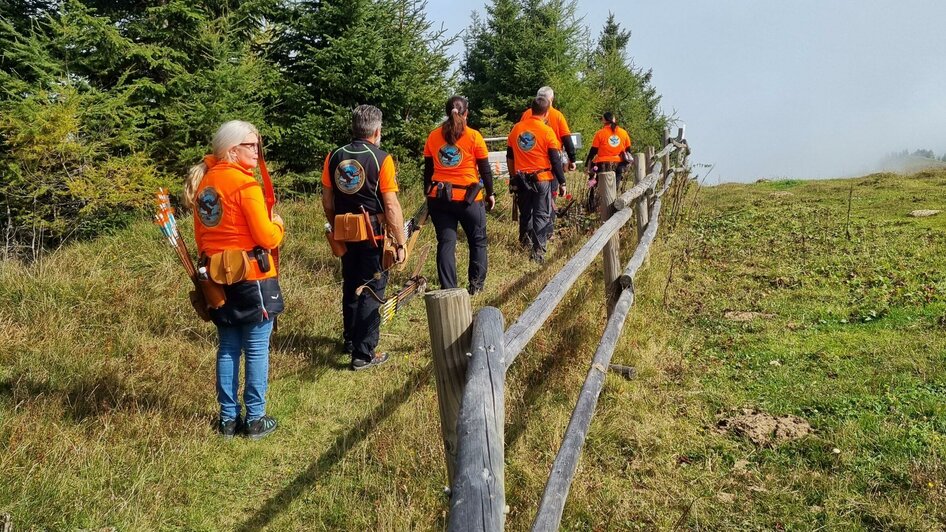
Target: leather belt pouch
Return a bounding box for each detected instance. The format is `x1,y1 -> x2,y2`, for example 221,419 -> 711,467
208,249 -> 250,285
333,213 -> 368,242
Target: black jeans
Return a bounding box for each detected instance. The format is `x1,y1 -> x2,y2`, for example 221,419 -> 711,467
429,199 -> 488,293
341,241 -> 387,362
518,180 -> 553,256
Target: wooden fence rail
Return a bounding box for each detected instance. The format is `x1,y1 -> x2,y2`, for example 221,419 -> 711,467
426,129 -> 690,531
532,174 -> 675,531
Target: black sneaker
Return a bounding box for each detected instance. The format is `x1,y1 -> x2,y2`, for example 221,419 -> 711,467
217,416 -> 241,439
351,352 -> 390,371
244,415 -> 278,440
530,251 -> 545,264
342,340 -> 354,354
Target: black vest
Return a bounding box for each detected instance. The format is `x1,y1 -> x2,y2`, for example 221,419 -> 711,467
327,140 -> 389,215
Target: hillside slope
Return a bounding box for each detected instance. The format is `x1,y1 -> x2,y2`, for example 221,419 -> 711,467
1,171 -> 944,529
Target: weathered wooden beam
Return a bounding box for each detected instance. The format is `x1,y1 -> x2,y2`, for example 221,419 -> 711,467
632,153 -> 650,242
613,168 -> 658,211
448,307 -> 507,532
531,286 -> 636,532
597,171 -> 620,315
424,288 -> 473,486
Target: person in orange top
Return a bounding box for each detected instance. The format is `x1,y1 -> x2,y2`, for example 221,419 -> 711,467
424,95 -> 495,294
507,96 -> 567,263
585,111 -> 633,186
322,105 -> 406,371
184,120 -> 285,440
520,86 -> 577,171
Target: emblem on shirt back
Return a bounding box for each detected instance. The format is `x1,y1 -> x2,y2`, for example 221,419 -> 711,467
517,131 -> 537,152
608,135 -> 621,148
196,186 -> 223,228
438,145 -> 463,168
335,159 -> 366,194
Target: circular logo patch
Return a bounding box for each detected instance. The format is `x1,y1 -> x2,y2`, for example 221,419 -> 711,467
335,159 -> 366,194
517,131 -> 537,152
196,187 -> 223,228
608,135 -> 621,148
438,145 -> 463,168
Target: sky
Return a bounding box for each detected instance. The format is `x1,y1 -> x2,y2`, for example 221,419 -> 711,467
424,0 -> 946,183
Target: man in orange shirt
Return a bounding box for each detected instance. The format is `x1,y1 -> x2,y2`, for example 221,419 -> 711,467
322,105 -> 406,371
520,86 -> 577,172
507,96 -> 567,263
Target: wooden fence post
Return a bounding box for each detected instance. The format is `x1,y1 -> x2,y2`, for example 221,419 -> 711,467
448,307 -> 506,531
662,131 -> 672,187
633,153 -> 648,242
597,170 -> 620,315
424,288 -> 473,487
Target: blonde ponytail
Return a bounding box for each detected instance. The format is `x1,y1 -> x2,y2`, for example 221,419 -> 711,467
183,162 -> 209,210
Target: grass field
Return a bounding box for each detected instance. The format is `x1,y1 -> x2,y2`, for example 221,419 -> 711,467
1,170 -> 944,530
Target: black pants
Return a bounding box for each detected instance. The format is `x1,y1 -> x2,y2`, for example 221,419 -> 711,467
518,180 -> 553,257
341,241 -> 387,362
429,199 -> 488,293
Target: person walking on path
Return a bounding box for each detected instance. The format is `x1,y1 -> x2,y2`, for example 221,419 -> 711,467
585,111 -> 633,187
185,120 -> 285,439
507,96 -> 567,264
322,105 -> 407,371
520,86 -> 578,172
423,95 -> 495,294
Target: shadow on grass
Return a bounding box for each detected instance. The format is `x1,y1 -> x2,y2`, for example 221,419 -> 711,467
0,372 -> 197,422
274,332 -> 349,373
484,232 -> 584,310
503,300 -> 598,450
236,365 -> 432,532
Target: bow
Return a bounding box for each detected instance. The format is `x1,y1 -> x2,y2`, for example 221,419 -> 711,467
358,244 -> 431,327
257,137 -> 278,269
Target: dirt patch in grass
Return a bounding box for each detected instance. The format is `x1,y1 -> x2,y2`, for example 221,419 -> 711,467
716,408 -> 813,446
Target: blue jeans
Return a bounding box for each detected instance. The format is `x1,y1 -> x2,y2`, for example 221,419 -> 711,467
216,319 -> 274,422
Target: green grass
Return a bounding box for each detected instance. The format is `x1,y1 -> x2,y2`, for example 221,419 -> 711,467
1,170 -> 945,530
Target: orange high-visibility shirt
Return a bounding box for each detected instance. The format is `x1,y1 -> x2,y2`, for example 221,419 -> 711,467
520,106 -> 572,140
591,126 -> 632,163
194,156 -> 285,280
423,126 -> 489,201
507,116 -> 561,182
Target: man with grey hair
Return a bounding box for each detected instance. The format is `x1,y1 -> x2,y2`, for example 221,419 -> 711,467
322,104 -> 406,370
521,86 -> 577,171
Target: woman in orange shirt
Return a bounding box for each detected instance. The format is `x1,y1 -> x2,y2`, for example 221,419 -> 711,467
585,111 -> 633,186
423,96 -> 495,294
184,120 -> 285,440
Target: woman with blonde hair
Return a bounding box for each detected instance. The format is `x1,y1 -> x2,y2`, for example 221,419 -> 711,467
186,120 -> 285,439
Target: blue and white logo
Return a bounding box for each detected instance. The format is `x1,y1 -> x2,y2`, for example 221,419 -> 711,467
438,145 -> 462,167
335,159 -> 366,194
197,187 -> 223,228
517,131 -> 537,152
608,135 -> 621,148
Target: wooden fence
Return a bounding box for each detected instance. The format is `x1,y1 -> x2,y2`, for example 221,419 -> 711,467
424,129 -> 691,531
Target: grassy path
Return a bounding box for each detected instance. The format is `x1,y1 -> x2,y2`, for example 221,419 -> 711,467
1,171 -> 944,529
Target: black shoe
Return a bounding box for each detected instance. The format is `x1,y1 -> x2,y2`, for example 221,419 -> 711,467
244,415 -> 278,440
530,251 -> 545,264
342,340 -> 354,354
351,352 -> 390,371
217,416 -> 242,439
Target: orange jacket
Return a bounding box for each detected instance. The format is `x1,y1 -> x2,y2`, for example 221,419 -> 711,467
194,155 -> 285,280
591,126 -> 632,163
507,116 -> 562,182
423,126 -> 489,201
